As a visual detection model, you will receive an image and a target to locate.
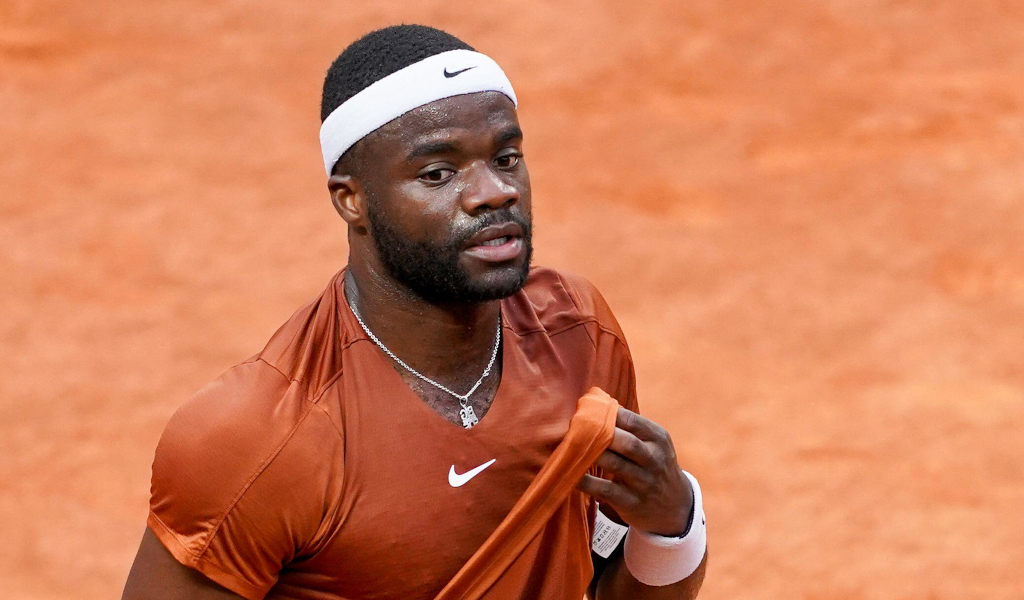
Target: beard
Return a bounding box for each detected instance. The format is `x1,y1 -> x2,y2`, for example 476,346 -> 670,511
366,202 -> 533,304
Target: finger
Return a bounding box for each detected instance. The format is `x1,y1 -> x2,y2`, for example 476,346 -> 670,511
595,450 -> 655,490
607,427 -> 658,469
577,474 -> 639,510
616,407 -> 670,444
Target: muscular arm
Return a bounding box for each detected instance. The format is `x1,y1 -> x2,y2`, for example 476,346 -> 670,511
122,529 -> 246,600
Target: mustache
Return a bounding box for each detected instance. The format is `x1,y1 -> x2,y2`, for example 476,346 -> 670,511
451,208 -> 532,246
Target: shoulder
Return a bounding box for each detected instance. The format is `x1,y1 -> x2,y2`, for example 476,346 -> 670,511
149,358 -> 344,596
154,357 -> 321,476
154,270 -> 353,502
151,357 -> 343,554
506,266 -> 638,410
256,269 -> 356,402
504,266 -> 627,344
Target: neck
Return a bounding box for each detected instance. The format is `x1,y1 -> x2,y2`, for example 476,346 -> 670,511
343,260 -> 501,381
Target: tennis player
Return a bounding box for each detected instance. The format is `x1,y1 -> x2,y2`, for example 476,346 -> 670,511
122,24 -> 707,600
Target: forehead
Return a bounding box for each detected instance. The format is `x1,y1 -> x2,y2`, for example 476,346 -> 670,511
370,91 -> 520,149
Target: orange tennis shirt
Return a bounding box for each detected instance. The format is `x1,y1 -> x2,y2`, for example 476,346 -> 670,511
148,266 -> 638,600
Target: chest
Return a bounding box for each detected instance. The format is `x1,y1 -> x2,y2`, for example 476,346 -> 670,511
279,332 -> 599,599
399,361 -> 501,428
323,394 -> 572,595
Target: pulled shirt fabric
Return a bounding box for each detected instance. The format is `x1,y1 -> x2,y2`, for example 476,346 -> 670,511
148,266 -> 638,600
435,388 -> 619,600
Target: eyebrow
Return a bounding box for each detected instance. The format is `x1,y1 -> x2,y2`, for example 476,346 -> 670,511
405,125 -> 524,161
495,126 -> 523,146
406,140 -> 459,160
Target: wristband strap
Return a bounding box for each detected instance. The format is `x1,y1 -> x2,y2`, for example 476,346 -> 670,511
623,470 -> 706,586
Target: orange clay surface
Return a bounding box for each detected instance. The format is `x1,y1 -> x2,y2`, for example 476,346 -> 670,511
2,2 -> 1023,599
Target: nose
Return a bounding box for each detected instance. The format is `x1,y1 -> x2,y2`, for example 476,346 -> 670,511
460,160 -> 519,213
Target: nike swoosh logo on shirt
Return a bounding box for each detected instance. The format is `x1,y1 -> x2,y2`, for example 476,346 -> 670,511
444,66 -> 476,78
448,458 -> 497,487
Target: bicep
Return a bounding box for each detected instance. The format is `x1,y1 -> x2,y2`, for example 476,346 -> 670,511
122,528 -> 246,600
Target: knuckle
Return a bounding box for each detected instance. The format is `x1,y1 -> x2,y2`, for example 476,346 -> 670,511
590,482 -> 610,500
625,491 -> 642,509
644,477 -> 661,499
639,472 -> 657,494
650,445 -> 667,465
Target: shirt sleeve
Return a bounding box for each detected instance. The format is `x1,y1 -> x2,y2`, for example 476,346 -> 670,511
147,359 -> 342,600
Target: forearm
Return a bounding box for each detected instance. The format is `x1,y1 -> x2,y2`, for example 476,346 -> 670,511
593,550 -> 706,600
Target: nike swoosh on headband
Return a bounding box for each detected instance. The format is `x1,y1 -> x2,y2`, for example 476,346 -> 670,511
448,458 -> 497,487
444,66 -> 476,78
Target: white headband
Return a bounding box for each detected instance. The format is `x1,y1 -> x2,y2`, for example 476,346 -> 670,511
319,49 -> 518,175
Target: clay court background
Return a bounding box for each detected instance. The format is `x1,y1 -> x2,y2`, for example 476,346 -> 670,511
2,1 -> 1023,598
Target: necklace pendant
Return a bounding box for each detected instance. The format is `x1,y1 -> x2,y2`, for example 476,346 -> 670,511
460,405 -> 480,429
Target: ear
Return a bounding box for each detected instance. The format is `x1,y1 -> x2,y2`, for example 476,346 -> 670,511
328,174 -> 369,233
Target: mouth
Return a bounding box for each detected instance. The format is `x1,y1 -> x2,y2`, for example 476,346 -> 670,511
463,222 -> 525,263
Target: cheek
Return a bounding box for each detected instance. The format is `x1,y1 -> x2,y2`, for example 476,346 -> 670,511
512,165 -> 531,202
451,178 -> 471,200
385,182 -> 460,238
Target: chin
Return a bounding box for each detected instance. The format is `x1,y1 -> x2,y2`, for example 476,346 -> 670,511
461,261 -> 531,301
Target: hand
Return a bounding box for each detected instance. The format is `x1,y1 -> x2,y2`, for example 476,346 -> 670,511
578,407 -> 694,537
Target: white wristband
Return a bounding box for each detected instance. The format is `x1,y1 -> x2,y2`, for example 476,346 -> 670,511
623,470 -> 707,586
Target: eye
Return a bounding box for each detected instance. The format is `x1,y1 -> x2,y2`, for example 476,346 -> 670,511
495,153 -> 521,169
418,167 -> 455,183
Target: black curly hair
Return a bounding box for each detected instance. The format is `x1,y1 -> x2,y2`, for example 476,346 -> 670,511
320,24 -> 474,123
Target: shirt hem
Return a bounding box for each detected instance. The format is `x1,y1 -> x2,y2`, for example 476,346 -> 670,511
147,511 -> 270,600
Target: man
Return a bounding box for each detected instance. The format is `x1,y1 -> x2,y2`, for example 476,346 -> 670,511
122,25 -> 707,600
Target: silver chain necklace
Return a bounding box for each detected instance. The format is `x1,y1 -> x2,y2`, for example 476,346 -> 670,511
348,300 -> 501,429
